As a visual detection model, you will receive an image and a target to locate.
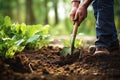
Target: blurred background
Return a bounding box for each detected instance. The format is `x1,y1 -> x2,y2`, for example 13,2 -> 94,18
0,0 -> 120,36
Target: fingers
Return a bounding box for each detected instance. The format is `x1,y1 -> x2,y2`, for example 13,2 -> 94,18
70,12 -> 77,25
69,6 -> 87,26
74,7 -> 87,26
78,13 -> 83,25
74,10 -> 82,25
74,12 -> 78,20
69,7 -> 78,24
73,13 -> 78,25
69,12 -> 75,21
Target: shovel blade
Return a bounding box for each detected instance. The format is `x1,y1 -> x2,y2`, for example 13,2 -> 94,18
70,36 -> 75,54
60,47 -> 71,56
60,48 -> 81,65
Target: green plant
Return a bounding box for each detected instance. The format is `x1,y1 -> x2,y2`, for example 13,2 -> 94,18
0,16 -> 51,58
60,38 -> 83,48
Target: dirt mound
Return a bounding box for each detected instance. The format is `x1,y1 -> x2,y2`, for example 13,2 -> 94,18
0,46 -> 120,80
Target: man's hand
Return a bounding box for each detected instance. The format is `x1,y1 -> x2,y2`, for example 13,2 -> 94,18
74,6 -> 87,25
69,7 -> 78,22
70,0 -> 92,26
70,3 -> 87,25
69,2 -> 80,24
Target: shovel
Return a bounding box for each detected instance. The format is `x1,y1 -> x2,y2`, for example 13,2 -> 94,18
59,21 -> 81,65
61,21 -> 80,57
71,21 -> 79,54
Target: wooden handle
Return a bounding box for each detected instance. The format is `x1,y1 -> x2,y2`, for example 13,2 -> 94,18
71,22 -> 79,53
72,22 -> 79,38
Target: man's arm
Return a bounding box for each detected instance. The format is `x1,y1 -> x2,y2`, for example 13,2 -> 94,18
82,0 -> 93,8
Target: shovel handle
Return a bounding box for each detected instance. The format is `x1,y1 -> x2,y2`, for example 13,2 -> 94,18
73,22 -> 79,38
71,22 -> 79,54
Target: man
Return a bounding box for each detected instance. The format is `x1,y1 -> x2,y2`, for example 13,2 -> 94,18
69,0 -> 119,55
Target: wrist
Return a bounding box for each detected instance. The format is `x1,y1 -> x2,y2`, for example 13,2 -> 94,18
81,3 -> 88,9
72,1 -> 80,8
71,0 -> 80,3
81,0 -> 92,9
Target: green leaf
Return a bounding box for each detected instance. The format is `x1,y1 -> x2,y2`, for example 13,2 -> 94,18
40,25 -> 50,35
5,45 -> 17,58
27,35 -> 40,43
15,39 -> 25,46
20,23 -> 26,35
4,16 -> 12,27
75,39 -> 83,48
17,46 -> 25,52
14,24 -> 20,33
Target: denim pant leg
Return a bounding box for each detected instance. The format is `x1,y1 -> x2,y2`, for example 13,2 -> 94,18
92,0 -> 119,50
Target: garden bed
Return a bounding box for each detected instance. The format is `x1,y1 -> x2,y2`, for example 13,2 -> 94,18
0,46 -> 120,80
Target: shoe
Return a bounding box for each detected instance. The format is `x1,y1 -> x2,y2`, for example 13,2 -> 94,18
94,47 -> 110,55
88,45 -> 96,54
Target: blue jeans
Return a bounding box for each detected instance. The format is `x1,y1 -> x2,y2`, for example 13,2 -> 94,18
92,0 -> 119,51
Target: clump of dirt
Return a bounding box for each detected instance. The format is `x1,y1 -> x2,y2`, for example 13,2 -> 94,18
0,46 -> 120,80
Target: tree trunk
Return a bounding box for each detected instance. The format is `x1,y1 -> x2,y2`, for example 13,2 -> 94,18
0,0 -> 13,18
25,0 -> 35,24
16,0 -> 21,23
44,0 -> 49,24
53,0 -> 59,25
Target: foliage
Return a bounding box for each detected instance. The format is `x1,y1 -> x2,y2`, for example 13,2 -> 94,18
0,16 -> 51,58
60,37 -> 83,56
60,38 -> 83,48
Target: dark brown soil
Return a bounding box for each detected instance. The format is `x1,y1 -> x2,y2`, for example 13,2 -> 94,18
0,46 -> 120,80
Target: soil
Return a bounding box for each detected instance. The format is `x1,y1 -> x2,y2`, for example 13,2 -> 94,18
0,45 -> 120,80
